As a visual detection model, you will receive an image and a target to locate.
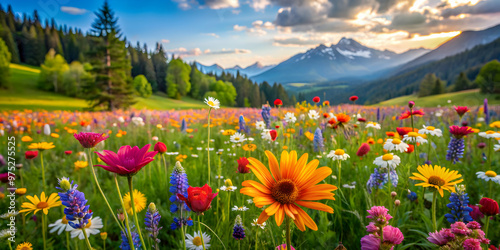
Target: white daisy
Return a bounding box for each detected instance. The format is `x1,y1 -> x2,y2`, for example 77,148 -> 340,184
0,211 -> 18,219
326,149 -> 350,161
419,125 -> 443,137
220,185 -> 237,191
366,122 -> 381,129
232,206 -> 249,211
495,144 -> 500,152
373,153 -> 401,170
284,112 -> 297,123
131,117 -> 145,126
403,132 -> 428,144
215,175 -> 224,179
476,171 -> 500,184
70,217 -> 103,240
383,138 -> 409,153
255,121 -> 266,130
261,129 -> 272,141
479,130 -> 500,139
186,231 -> 211,250
48,216 -> 73,235
251,219 -> 266,229
230,132 -> 246,143
246,199 -> 253,204
308,110 -> 320,120
204,96 -> 220,109
342,183 -> 356,189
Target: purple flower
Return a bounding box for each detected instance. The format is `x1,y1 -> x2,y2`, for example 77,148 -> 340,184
360,234 -> 380,250
74,132 -> 109,148
95,144 -> 157,176
57,178 -> 92,229
145,203 -> 162,247
232,215 -> 245,240
428,230 -> 449,246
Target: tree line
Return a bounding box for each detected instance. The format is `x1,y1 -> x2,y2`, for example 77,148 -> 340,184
0,3 -> 294,110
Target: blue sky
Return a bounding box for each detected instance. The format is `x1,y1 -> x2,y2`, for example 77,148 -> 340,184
2,0 -> 500,68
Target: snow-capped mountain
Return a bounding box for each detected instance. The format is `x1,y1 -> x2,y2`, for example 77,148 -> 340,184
250,38 -> 429,84
194,61 -> 275,77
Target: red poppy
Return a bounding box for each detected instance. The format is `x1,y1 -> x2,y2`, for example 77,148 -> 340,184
336,113 -> 351,124
349,96 -> 358,102
405,144 -> 414,153
64,151 -> 72,155
399,109 -> 425,120
154,142 -> 168,154
449,125 -> 474,139
454,106 -> 469,117
396,127 -> 417,136
177,184 -> 218,214
386,132 -> 396,137
270,130 -> 278,141
323,113 -> 329,118
479,197 -> 499,216
25,151 -> 38,160
275,125 -> 280,129
323,101 -> 330,106
312,96 -> 320,103
356,143 -> 370,157
274,99 -> 283,106
237,157 -> 250,174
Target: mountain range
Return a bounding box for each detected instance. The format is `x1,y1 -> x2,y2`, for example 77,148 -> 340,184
194,61 -> 275,77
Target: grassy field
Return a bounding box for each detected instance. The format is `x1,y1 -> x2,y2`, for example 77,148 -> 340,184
377,89 -> 500,107
0,64 -> 207,111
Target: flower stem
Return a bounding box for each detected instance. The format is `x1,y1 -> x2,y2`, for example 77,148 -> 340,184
40,152 -> 46,191
128,176 -> 147,250
83,228 -> 93,250
42,213 -> 47,249
208,108 -> 212,186
485,215 -> 490,239
388,170 -> 392,214
431,190 -> 437,231
180,208 -> 187,250
337,160 -> 341,189
198,215 -> 207,250
286,216 -> 292,250
487,138 -> 492,170
114,175 -> 135,249
87,148 -> 124,232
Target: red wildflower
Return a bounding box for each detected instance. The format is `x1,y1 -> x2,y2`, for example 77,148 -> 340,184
454,106 -> 469,117
312,96 -> 320,103
274,99 -> 283,106
386,132 -> 396,137
356,143 -> 370,157
25,151 -> 38,159
449,125 -> 474,139
154,142 -> 167,154
405,144 -> 414,153
323,101 -> 330,106
95,144 -> 157,176
64,151 -> 72,155
237,157 -> 250,174
399,109 -> 425,120
323,113 -> 329,118
275,125 -> 280,129
349,96 -> 358,102
270,130 -> 278,141
336,113 -> 351,124
396,127 -> 417,136
479,197 -> 499,216
74,132 -> 109,148
177,184 -> 218,215
358,117 -> 366,122
0,173 -> 10,183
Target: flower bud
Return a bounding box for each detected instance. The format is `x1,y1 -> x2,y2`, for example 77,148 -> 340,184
148,202 -> 157,212
408,101 -> 415,108
117,212 -> 125,222
391,191 -> 397,198
395,200 -> 401,207
15,188 -> 26,196
224,179 -> 233,186
100,232 -> 107,240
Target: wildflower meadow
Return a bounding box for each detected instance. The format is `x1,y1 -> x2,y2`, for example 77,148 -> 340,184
1,97 -> 500,250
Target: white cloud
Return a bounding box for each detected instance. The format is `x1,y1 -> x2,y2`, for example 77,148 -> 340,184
234,20 -> 275,36
204,33 -> 220,38
60,6 -> 87,15
161,39 -> 170,43
233,24 -> 247,31
168,47 -> 251,57
250,0 -> 270,11
174,0 -> 239,9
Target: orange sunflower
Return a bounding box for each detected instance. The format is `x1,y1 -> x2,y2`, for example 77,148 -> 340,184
241,150 -> 337,231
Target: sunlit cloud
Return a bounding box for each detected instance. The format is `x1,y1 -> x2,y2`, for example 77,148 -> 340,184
60,6 -> 87,15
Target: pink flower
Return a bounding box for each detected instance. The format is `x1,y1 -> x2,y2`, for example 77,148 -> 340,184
454,106 -> 469,117
400,109 -> 425,120
361,234 -> 380,250
383,226 -> 404,245
367,206 -> 393,221
449,125 -> 474,139
95,144 -> 157,176
366,222 -> 379,233
440,228 -> 456,241
451,221 -> 471,236
463,238 -> 482,250
467,221 -> 481,229
74,132 -> 109,148
469,205 -> 484,221
356,143 -> 371,157
275,244 -> 295,250
428,230 -> 449,246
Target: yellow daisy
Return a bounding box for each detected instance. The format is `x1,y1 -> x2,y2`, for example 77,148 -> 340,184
74,161 -> 88,170
28,142 -> 55,151
16,242 -> 33,250
123,189 -> 147,215
21,136 -> 33,142
410,164 -> 463,197
20,192 -> 61,216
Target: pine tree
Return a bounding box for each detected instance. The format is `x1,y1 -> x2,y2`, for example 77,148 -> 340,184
84,1 -> 135,110
454,72 -> 471,91
152,42 -> 167,93
0,37 -> 11,88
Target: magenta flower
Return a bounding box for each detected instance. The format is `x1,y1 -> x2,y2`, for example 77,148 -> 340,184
454,106 -> 470,118
74,132 -> 109,148
463,238 -> 482,250
367,206 -> 393,223
428,230 -> 449,246
383,226 -> 404,245
451,221 -> 471,236
469,205 -> 484,221
449,125 -> 474,139
95,144 -> 157,176
360,234 -> 380,250
366,222 -> 379,233
466,221 -> 481,230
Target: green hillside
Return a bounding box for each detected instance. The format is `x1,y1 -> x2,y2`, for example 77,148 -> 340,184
377,89 -> 500,107
0,64 -> 207,111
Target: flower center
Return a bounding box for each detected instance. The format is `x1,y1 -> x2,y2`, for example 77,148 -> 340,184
37,201 -> 49,209
382,154 -> 393,161
428,176 -> 445,187
62,216 -> 69,224
85,220 -> 92,228
193,236 -> 203,246
407,132 -> 418,137
485,171 -> 497,177
392,139 -> 401,144
208,101 -> 215,106
271,179 -> 298,204
334,149 -> 345,155
426,126 -> 435,131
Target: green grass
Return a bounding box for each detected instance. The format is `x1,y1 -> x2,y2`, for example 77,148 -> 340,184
0,64 -> 206,111
377,89 -> 500,107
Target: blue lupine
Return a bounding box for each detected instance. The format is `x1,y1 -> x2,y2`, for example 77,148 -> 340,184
313,127 -> 324,152
120,227 -> 142,250
444,186 -> 473,223
181,118 -> 187,133
238,115 -> 249,134
145,203 -> 162,248
57,177 -> 92,229
407,190 -> 418,202
169,161 -> 192,230
232,215 -> 245,240
366,168 -> 398,194
261,105 -> 271,129
446,137 -> 465,164
170,217 -> 194,230
376,108 -> 380,122
484,98 -> 489,125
